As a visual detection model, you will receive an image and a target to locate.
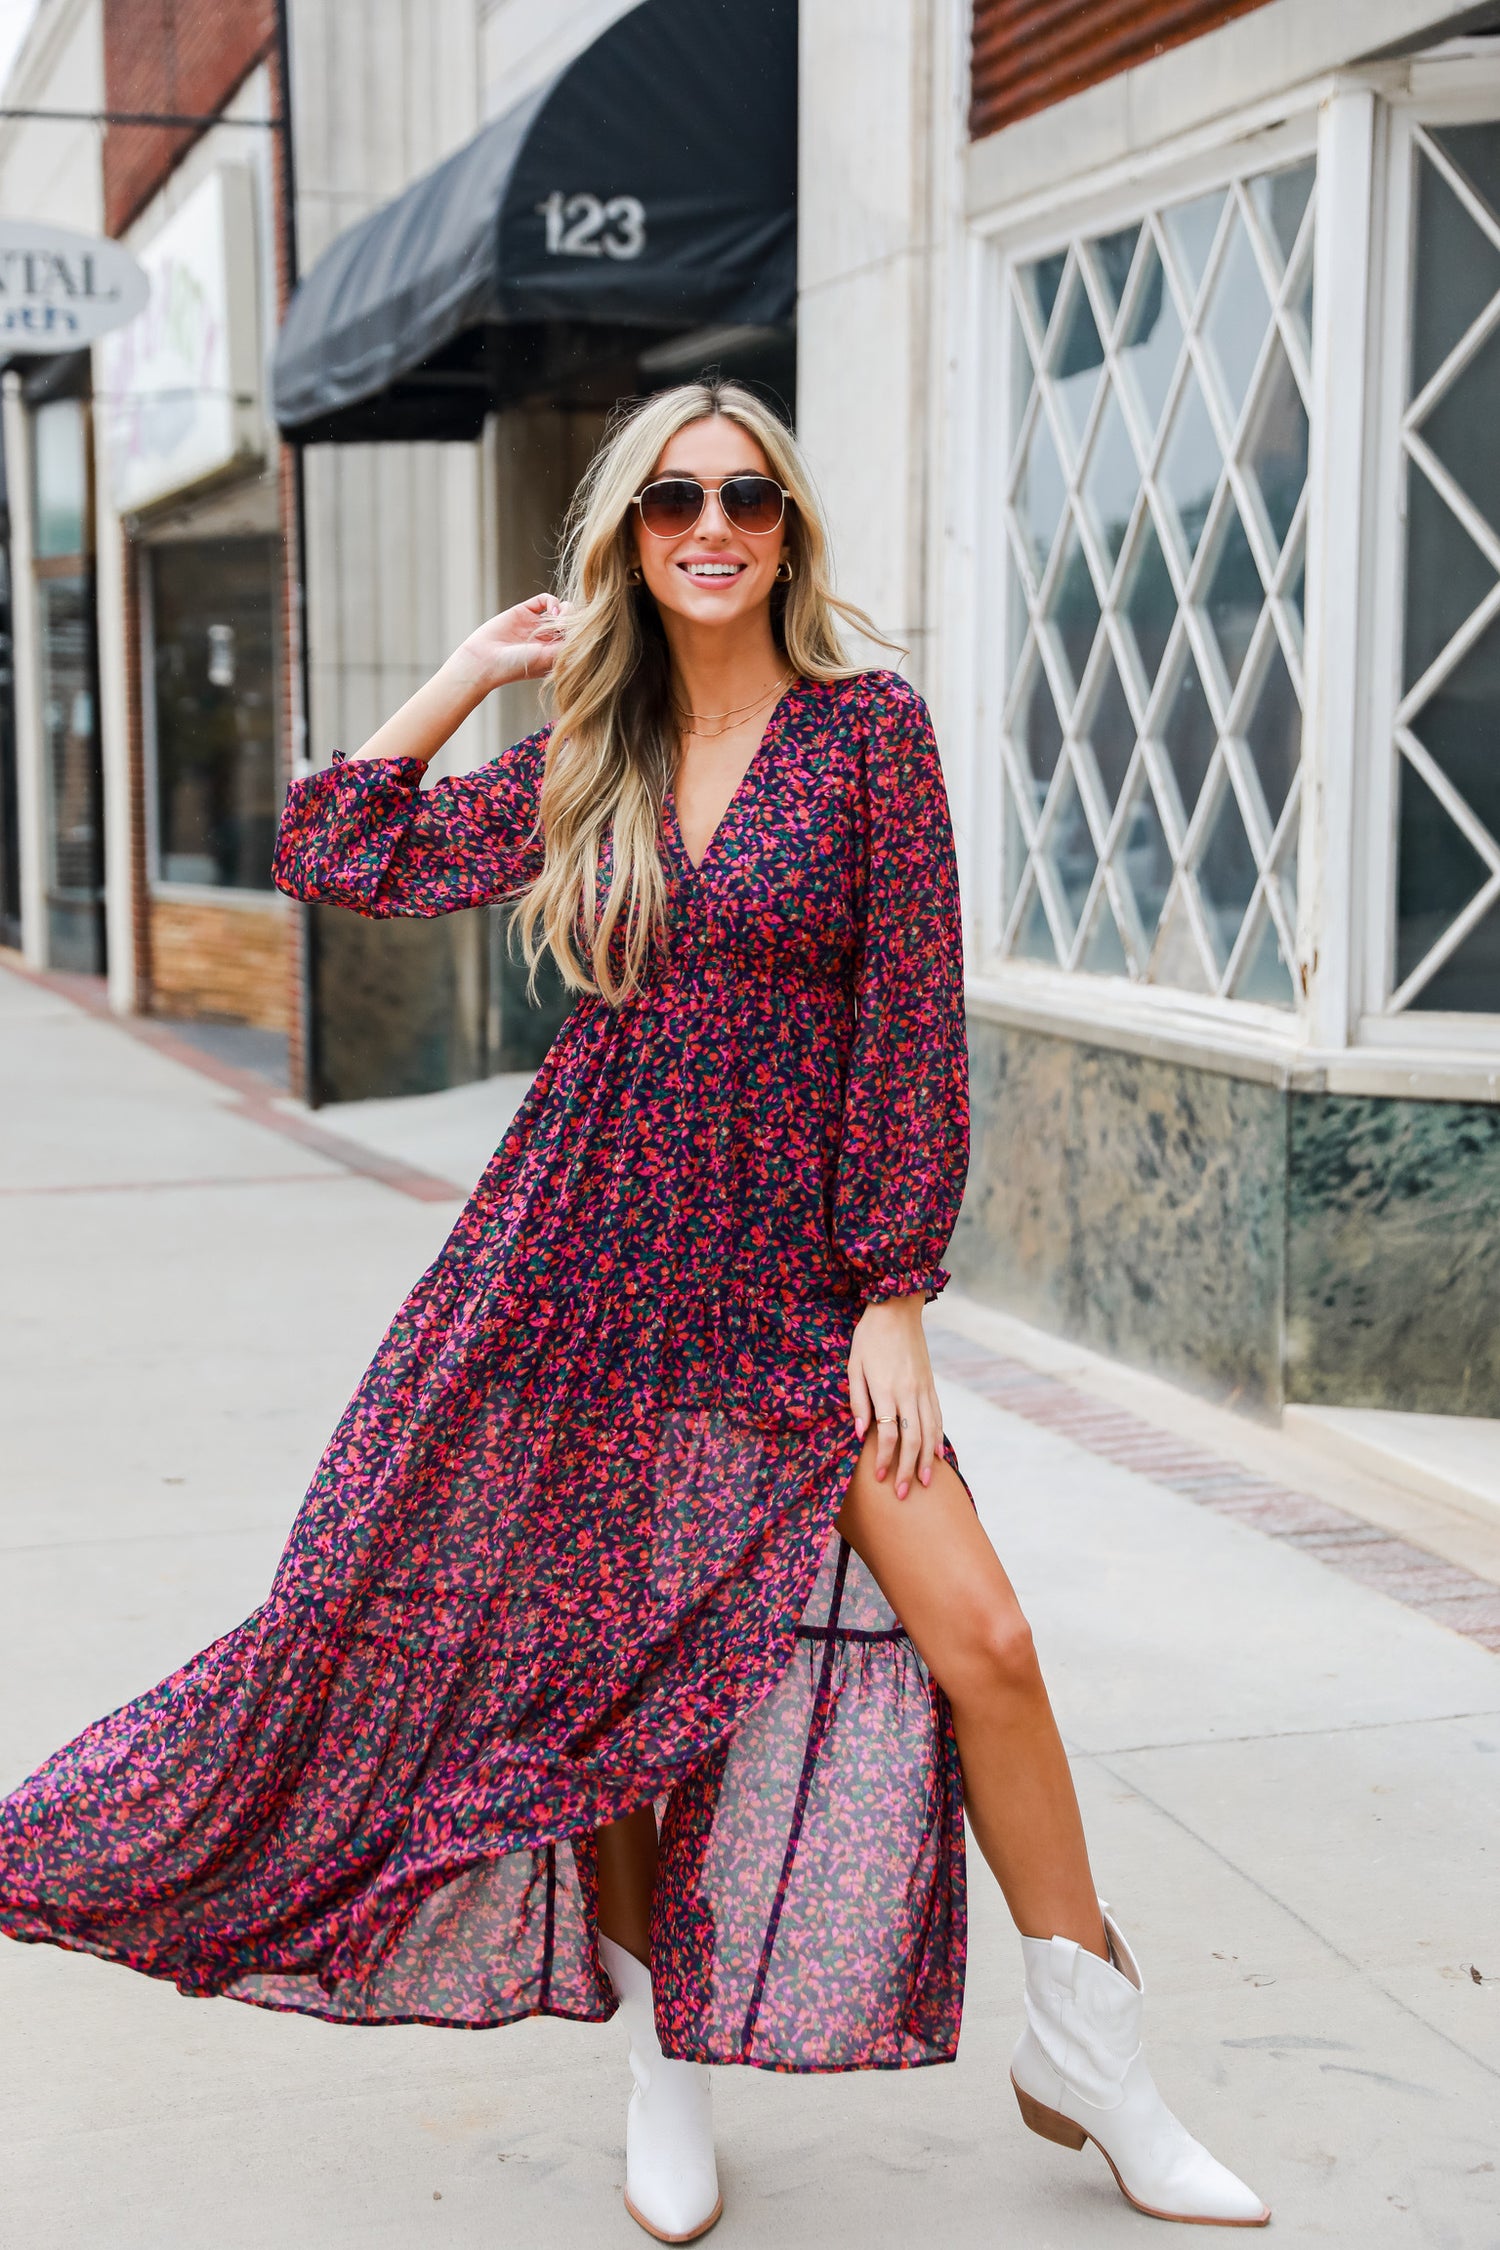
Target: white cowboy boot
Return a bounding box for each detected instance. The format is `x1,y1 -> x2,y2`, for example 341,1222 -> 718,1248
1010,1906 -> 1270,2227
598,1934 -> 722,2243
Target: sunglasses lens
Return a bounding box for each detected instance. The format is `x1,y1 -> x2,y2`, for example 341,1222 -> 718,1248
638,479 -> 704,536
721,476 -> 785,534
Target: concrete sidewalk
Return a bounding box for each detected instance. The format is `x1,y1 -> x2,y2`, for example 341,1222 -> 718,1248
2,961 -> 1497,2249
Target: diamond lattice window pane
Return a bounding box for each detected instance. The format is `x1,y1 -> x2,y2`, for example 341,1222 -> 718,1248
1164,190 -> 1227,307
1009,296 -> 1037,429
1081,382 -> 1140,573
1050,279 -> 1106,456
998,154 -> 1313,1003
1020,251 -> 1067,341
1202,212 -> 1271,426
1015,645 -> 1064,795
1006,524 -> 1031,669
1159,369 -> 1222,561
1431,124 -> 1500,225
1244,343 -> 1308,557
1244,640 -> 1302,827
1043,520 -> 1102,705
1403,460 -> 1498,694
1151,887 -> 1213,991
1232,905 -> 1296,1005
1409,896 -> 1500,1013
1411,144 -> 1500,398
1160,645 -> 1217,823
1000,771 -> 1031,922
1089,224 -> 1141,325
1014,876 -> 1058,962
1121,512 -> 1176,692
1282,535 -> 1306,653
1196,779 -> 1261,972
1203,505 -> 1262,690
1407,618 -> 1500,846
1117,771 -> 1175,946
1247,161 -> 1315,273
1289,259 -> 1314,356
1041,763 -> 1097,940
1274,814 -> 1299,924
1422,320 -> 1500,535
1396,756 -> 1492,989
1082,891 -> 1130,974
1118,247 -> 1184,440
1081,642 -> 1136,814
1013,406 -> 1067,578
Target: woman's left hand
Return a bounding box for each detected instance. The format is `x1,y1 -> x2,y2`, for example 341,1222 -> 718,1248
847,1294 -> 944,1500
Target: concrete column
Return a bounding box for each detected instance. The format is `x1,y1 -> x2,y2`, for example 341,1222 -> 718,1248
796,0 -> 937,681
3,372 -> 46,967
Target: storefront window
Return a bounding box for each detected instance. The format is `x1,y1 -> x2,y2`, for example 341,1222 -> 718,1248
32,396 -> 104,973
150,537 -> 280,890
1390,123 -> 1500,1015
996,156 -> 1316,1004
33,396 -> 88,558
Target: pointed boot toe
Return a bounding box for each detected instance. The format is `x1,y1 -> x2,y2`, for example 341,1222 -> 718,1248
1010,1908 -> 1270,2228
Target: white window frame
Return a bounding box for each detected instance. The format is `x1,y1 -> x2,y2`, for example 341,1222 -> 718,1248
1359,50 -> 1500,1064
949,51 -> 1500,1101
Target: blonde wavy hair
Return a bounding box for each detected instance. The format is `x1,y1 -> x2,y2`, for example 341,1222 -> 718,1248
515,379 -> 894,1006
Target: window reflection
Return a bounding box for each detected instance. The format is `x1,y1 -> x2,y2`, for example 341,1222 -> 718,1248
151,538 -> 280,891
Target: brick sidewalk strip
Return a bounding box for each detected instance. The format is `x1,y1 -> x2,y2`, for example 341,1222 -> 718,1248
928,1329 -> 1500,1657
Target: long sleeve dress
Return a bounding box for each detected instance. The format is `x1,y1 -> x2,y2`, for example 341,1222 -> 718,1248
0,669 -> 971,2073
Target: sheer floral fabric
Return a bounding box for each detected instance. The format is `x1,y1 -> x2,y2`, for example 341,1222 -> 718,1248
0,671 -> 971,2071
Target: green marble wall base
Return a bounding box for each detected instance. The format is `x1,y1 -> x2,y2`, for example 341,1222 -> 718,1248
950,1018 -> 1286,1410
1287,1094 -> 1500,1413
952,1015 -> 1500,1417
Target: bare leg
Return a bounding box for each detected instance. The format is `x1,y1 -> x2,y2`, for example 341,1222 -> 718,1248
595,1803 -> 660,1966
838,1440 -> 1107,1958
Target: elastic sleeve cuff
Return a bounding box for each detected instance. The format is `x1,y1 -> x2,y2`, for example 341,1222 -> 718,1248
272,755 -> 427,907
858,1265 -> 950,1311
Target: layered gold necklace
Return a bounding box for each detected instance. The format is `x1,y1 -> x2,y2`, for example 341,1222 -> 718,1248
672,670 -> 794,740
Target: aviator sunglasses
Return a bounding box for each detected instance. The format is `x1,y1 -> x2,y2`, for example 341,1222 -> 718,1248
632,473 -> 792,539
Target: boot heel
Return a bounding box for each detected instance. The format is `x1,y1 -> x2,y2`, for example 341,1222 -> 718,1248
1012,2076 -> 1086,2151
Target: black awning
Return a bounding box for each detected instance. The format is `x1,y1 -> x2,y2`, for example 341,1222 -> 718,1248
273,0 -> 796,443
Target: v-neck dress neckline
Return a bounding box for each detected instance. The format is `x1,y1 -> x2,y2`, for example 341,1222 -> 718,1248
665,675 -> 804,875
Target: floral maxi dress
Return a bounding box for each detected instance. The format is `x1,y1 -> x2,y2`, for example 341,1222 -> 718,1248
0,670 -> 971,2072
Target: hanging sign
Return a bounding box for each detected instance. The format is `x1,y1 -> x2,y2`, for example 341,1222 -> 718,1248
0,219 -> 149,349
99,165 -> 263,513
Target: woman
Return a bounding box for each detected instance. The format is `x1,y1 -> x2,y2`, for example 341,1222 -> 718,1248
0,382 -> 1267,2237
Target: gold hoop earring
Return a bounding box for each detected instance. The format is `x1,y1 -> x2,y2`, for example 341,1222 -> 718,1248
775,557 -> 794,583
627,563 -> 643,584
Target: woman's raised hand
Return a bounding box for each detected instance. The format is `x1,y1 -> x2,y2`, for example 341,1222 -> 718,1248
349,597 -> 571,766
847,1294 -> 944,1501
453,594 -> 571,693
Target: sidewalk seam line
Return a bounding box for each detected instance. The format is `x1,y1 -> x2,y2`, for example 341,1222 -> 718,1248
2,959 -> 467,1205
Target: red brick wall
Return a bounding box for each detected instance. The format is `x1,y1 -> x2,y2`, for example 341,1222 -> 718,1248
970,0 -> 1277,141
103,0 -> 277,235
149,895 -> 291,1029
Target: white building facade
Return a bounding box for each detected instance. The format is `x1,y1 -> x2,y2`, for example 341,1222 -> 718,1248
801,0 -> 1500,1415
